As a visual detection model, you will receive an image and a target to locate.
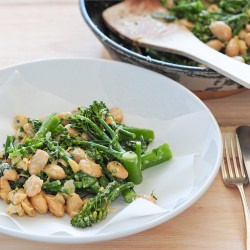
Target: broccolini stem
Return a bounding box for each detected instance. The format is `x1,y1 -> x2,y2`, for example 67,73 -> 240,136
135,141 -> 142,170
4,135 -> 14,159
122,151 -> 143,184
122,126 -> 155,141
72,140 -> 123,160
94,111 -> 125,152
115,126 -> 136,139
101,120 -> 125,153
35,114 -> 60,139
122,188 -> 137,203
141,143 -> 172,170
42,180 -> 69,194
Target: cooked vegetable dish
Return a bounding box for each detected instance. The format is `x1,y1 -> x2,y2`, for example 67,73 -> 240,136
0,101 -> 172,228
157,0 -> 250,64
128,0 -> 250,65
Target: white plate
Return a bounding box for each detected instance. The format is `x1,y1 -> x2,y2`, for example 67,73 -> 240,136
0,58 -> 222,243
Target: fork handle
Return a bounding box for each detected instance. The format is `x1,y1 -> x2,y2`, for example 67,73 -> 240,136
237,184 -> 250,250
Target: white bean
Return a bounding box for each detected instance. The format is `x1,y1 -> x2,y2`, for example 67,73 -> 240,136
15,129 -> 27,143
206,39 -> 223,51
29,149 -> 49,175
14,158 -> 29,171
68,158 -> 80,172
13,114 -> 28,130
226,37 -> 240,57
238,29 -> 247,39
207,4 -> 219,12
6,203 -> 25,216
210,21 -> 232,41
179,18 -> 194,29
246,24 -> 250,32
105,116 -> 114,125
70,147 -> 88,163
23,123 -> 35,137
107,161 -> 128,180
3,168 -> 18,181
8,188 -> 27,205
30,192 -> 48,214
21,198 -> 36,217
110,107 -> 124,123
81,133 -> 90,141
66,193 -> 83,218
24,175 -> 43,197
63,180 -> 75,194
79,159 -> 102,178
245,33 -> 250,47
45,194 -> 65,217
44,164 -> 66,179
65,124 -> 78,135
239,40 -> 247,55
0,177 -> 11,201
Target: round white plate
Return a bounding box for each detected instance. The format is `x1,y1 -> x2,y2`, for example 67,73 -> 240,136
0,58 -> 222,243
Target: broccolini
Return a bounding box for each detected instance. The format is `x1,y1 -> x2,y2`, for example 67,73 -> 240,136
0,100 -> 172,228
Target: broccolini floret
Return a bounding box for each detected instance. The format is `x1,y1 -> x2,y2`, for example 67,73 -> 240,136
71,181 -> 134,228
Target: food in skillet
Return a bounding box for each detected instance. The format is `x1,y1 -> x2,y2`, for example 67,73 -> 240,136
159,0 -> 250,64
103,0 -> 250,65
0,101 -> 172,228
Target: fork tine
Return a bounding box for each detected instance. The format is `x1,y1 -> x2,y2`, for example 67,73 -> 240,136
221,155 -> 228,179
224,137 -> 234,178
231,137 -> 240,178
236,134 -> 246,178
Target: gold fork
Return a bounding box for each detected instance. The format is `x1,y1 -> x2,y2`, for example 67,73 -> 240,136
221,134 -> 250,250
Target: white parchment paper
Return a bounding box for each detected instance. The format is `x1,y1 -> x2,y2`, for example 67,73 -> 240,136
0,71 -> 210,237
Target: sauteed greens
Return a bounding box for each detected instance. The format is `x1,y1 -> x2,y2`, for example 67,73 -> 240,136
0,101 -> 172,228
149,0 -> 250,65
